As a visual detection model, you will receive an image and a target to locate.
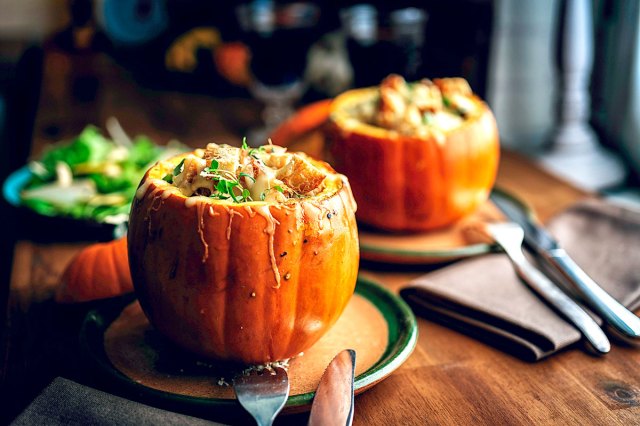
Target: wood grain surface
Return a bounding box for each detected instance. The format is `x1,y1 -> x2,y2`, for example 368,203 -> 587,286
1,48 -> 639,425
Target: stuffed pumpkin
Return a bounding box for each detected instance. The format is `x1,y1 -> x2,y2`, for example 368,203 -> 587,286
327,74 -> 500,232
128,141 -> 359,364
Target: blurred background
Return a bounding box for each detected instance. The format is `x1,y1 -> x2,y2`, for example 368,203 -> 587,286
0,0 -> 639,195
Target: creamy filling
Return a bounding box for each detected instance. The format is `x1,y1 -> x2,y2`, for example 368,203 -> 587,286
166,143 -> 328,202
353,74 -> 479,136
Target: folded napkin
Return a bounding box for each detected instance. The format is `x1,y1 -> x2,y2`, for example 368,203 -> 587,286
11,377 -> 223,426
401,199 -> 640,361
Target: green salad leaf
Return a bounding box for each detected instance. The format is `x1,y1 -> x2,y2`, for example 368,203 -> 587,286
40,126 -> 112,174
21,124 -> 189,224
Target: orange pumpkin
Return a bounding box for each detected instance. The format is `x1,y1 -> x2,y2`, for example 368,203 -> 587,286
56,237 -> 133,303
128,148 -> 359,364
269,99 -> 332,146
327,78 -> 500,232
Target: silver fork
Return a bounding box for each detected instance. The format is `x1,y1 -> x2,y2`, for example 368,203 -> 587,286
233,367 -> 290,426
483,222 -> 611,354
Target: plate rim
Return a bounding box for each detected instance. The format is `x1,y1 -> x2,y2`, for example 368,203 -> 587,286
2,165 -> 31,208
79,275 -> 418,411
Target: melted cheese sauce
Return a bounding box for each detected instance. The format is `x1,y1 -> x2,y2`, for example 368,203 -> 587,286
196,202 -> 209,263
249,166 -> 277,202
254,205 -> 282,287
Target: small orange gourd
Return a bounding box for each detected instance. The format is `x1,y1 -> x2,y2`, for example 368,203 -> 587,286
55,237 -> 133,303
269,99 -> 332,145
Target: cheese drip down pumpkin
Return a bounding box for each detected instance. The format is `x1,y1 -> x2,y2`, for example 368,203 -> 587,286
327,75 -> 500,232
128,142 -> 359,364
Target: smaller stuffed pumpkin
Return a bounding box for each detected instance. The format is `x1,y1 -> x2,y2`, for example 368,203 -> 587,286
55,237 -> 133,303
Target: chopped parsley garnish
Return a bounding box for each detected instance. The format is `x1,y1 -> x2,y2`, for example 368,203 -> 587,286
162,173 -> 173,183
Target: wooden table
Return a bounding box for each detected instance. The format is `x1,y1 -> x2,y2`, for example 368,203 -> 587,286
2,48 -> 640,425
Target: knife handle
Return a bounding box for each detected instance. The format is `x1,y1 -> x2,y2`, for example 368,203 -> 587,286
513,258 -> 611,354
547,249 -> 640,339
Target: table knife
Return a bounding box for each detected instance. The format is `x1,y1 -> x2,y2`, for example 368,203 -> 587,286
490,190 -> 640,339
308,349 -> 356,426
482,222 -> 610,354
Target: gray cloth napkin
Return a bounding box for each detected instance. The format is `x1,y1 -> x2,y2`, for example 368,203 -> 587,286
11,377 -> 223,426
401,199 -> 640,361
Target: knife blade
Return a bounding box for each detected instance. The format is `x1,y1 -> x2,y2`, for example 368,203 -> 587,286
490,190 -> 640,339
308,349 -> 356,426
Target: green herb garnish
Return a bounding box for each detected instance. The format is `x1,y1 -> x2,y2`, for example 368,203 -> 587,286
239,172 -> 255,182
248,145 -> 266,160
162,173 -> 173,183
205,159 -> 219,173
211,176 -> 252,203
173,158 -> 185,176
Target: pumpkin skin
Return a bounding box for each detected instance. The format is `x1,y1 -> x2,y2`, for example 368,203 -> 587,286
327,85 -> 500,232
56,237 -> 133,303
128,152 -> 359,364
269,99 -> 332,146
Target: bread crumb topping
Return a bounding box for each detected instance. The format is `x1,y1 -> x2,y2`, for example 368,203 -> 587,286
167,142 -> 328,202
355,74 -> 479,136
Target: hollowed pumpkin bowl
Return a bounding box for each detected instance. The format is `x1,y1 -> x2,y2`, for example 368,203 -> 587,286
128,150 -> 359,364
326,82 -> 500,232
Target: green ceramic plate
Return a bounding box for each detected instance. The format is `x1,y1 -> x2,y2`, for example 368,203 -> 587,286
80,276 -> 418,415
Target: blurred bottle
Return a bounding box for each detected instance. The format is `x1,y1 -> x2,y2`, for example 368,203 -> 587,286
55,0 -> 102,103
341,4 -> 429,87
390,7 -> 428,81
235,0 -> 323,144
341,4 -> 381,87
238,0 -> 321,86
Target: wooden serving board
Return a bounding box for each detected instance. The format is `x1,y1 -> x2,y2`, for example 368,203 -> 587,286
104,294 -> 387,403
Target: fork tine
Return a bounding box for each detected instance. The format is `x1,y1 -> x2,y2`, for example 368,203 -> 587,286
233,367 -> 290,426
